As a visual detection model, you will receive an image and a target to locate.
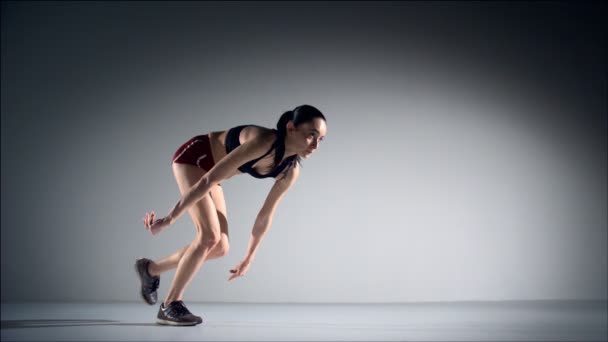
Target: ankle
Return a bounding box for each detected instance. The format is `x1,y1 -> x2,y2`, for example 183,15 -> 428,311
147,261 -> 159,277
165,294 -> 183,303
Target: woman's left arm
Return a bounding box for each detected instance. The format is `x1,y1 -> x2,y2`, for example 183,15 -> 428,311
228,164 -> 300,281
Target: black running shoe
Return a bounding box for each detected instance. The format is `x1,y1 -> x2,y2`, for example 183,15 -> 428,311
135,258 -> 160,305
157,300 -> 203,326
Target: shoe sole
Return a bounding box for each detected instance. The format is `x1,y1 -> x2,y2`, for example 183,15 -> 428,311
156,318 -> 201,326
134,260 -> 156,305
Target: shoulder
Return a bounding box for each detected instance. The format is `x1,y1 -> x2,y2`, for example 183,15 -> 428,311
287,161 -> 300,180
276,160 -> 300,183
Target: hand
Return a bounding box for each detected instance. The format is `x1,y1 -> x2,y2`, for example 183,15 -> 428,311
228,258 -> 251,282
143,211 -> 171,236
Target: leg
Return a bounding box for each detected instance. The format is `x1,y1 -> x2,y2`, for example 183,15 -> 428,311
209,182 -> 230,258
148,183 -> 230,277
147,245 -> 189,276
162,163 -> 222,305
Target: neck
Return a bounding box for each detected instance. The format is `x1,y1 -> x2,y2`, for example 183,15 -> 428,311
282,134 -> 299,161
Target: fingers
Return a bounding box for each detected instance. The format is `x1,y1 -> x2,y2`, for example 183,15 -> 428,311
228,265 -> 248,281
142,211 -> 156,231
228,268 -> 239,281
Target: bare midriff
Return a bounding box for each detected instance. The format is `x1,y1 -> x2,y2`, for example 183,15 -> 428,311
207,130 -> 242,179
208,130 -> 229,165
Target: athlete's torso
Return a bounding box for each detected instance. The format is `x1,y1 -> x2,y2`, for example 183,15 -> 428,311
208,125 -> 294,179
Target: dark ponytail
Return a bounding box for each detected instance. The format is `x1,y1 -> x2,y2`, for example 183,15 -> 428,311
273,104 -> 326,169
276,110 -> 295,142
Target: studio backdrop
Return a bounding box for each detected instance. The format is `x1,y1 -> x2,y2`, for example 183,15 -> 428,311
1,1 -> 606,303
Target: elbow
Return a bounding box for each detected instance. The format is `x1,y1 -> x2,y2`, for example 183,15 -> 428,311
252,227 -> 269,238
196,175 -> 217,192
203,173 -> 224,188
256,210 -> 273,225
253,214 -> 272,236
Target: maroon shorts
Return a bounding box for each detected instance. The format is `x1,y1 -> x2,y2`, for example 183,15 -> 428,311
172,134 -> 216,172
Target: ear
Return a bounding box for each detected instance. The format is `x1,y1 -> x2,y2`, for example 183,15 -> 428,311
286,120 -> 296,133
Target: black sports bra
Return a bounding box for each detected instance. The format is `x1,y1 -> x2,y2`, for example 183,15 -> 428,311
225,125 -> 296,179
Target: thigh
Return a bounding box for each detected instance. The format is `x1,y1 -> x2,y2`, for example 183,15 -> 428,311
209,184 -> 229,242
171,162 -> 220,237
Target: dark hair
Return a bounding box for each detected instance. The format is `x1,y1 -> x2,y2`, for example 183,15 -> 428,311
274,104 -> 326,169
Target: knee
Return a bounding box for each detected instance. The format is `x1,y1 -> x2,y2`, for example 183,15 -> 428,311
215,240 -> 230,257
194,232 -> 221,251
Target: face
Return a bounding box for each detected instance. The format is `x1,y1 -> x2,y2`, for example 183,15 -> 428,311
287,117 -> 327,158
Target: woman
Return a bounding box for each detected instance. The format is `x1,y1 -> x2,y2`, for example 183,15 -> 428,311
136,104 -> 327,326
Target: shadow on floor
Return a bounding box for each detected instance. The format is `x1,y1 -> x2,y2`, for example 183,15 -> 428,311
1,319 -> 158,329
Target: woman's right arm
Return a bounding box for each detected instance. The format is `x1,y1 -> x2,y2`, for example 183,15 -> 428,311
164,133 -> 274,225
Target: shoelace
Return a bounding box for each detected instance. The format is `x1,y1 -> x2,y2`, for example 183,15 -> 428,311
145,278 -> 160,291
167,301 -> 191,316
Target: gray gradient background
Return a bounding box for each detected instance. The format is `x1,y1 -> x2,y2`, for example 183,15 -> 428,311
1,1 -> 606,303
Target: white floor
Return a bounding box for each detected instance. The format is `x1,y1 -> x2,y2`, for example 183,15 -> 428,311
1,301 -> 606,341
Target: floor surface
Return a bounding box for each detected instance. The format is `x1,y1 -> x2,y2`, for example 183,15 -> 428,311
1,301 -> 606,341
